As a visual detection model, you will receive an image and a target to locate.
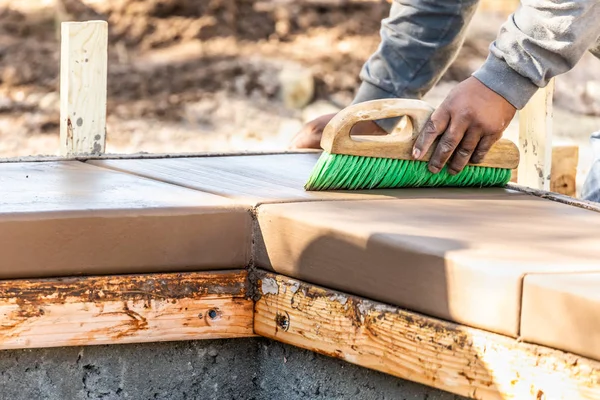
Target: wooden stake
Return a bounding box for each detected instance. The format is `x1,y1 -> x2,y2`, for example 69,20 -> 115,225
60,20 -> 108,156
517,80 -> 554,190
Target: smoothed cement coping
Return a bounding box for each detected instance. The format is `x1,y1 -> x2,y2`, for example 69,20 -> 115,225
522,273 -> 600,361
254,193 -> 600,338
0,161 -> 252,279
89,153 -> 523,205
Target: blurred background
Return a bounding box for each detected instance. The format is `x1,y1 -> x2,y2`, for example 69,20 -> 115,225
1,0 -> 599,193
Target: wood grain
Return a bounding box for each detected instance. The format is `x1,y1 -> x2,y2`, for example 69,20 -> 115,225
518,80 -> 554,190
551,145 -> 579,197
60,21 -> 108,156
254,271 -> 600,400
0,270 -> 255,350
321,98 -> 520,170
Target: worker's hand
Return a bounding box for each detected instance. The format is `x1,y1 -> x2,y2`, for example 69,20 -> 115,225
412,77 -> 516,175
290,114 -> 336,149
290,113 -> 387,149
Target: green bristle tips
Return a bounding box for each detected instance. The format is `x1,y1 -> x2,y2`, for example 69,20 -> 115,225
305,151 -> 512,191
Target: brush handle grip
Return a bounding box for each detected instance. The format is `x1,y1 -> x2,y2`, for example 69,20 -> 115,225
320,98 -> 520,170
320,99 -> 434,151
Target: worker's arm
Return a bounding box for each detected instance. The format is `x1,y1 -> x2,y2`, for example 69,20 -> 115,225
414,0 -> 600,174
291,0 -> 479,149
352,0 -> 480,132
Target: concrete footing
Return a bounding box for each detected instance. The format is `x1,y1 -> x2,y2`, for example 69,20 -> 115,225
0,338 -> 466,400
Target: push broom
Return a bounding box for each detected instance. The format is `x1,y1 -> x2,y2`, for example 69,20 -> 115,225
304,98 -> 519,191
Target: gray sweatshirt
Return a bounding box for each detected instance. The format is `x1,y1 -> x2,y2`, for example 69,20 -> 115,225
353,0 -> 600,132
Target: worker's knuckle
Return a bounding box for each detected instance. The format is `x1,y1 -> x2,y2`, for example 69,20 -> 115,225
474,148 -> 489,158
456,147 -> 473,157
480,133 -> 501,147
438,138 -> 458,154
470,121 -> 484,131
482,125 -> 502,136
457,109 -> 474,122
424,120 -> 439,135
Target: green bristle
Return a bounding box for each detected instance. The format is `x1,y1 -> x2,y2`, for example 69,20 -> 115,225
305,151 -> 512,191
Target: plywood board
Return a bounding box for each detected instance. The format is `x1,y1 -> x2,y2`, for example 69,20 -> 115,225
0,161 -> 252,279
255,193 -> 600,336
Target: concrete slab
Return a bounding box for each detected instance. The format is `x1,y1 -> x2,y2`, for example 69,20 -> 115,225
521,273 -> 600,361
255,193 -> 600,337
0,161 -> 251,279
89,153 -> 522,205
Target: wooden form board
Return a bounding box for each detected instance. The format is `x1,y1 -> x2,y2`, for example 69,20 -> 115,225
254,271 -> 600,400
0,270 -> 255,350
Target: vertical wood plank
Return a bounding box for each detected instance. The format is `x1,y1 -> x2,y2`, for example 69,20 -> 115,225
517,79 -> 554,190
551,145 -> 579,197
60,20 -> 108,156
510,145 -> 579,197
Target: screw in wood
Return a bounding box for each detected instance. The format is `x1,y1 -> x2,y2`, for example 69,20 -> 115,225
275,312 -> 290,331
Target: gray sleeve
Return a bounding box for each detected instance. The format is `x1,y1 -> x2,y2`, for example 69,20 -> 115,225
352,0 -> 480,132
473,0 -> 600,110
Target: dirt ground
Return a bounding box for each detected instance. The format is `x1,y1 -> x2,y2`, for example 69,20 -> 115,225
1,0 -> 600,195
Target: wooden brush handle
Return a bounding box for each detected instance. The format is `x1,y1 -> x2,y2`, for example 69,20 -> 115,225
320,98 -> 520,170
